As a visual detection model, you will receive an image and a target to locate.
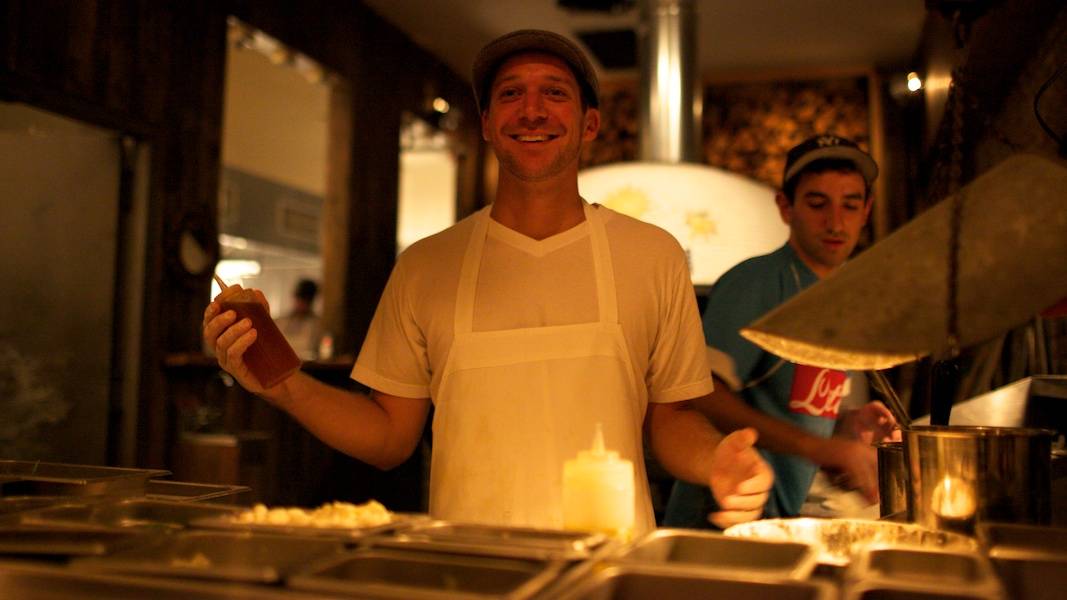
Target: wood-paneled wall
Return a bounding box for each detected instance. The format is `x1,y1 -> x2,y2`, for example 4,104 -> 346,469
0,0 -> 481,470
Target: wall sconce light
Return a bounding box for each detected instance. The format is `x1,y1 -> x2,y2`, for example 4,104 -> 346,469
906,71 -> 924,92
890,70 -> 925,101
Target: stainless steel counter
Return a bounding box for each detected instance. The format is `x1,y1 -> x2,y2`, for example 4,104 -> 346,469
2,460 -> 1066,599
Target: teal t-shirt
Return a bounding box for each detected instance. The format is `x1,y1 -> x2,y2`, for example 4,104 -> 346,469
664,243 -> 843,526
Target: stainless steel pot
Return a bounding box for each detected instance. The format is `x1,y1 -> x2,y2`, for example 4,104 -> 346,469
905,425 -> 1054,534
875,441 -> 908,519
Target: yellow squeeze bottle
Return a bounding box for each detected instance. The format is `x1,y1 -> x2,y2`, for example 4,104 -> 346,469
562,423 -> 635,540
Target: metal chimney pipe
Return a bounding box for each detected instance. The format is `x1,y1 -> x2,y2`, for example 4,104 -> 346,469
638,0 -> 703,163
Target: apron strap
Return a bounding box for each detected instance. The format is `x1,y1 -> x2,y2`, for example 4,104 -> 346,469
584,202 -> 618,325
454,207 -> 491,335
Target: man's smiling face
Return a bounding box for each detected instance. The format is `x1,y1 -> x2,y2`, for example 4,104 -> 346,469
481,52 -> 599,183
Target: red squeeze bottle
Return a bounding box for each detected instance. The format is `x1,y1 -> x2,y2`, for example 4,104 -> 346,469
215,278 -> 301,388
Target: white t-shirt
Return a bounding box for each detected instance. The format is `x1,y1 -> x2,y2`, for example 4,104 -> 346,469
352,203 -> 712,406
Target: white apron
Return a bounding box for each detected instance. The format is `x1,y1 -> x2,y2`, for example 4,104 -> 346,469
430,203 -> 655,534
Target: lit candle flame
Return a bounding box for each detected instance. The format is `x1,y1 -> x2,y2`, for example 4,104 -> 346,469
931,475 -> 976,519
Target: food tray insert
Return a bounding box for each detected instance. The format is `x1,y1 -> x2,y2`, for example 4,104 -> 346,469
847,546 -> 1001,595
191,510 -> 421,540
378,520 -> 605,561
553,564 -> 835,600
608,528 -> 815,579
72,530 -> 344,584
0,525 -> 151,556
144,480 -> 251,504
843,581 -> 1004,600
0,560 -> 329,599
976,522 -> 1067,600
0,460 -> 169,497
725,518 -> 977,567
288,547 -> 560,599
20,498 -> 241,531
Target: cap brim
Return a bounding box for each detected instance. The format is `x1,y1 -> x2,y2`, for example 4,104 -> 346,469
783,146 -> 879,187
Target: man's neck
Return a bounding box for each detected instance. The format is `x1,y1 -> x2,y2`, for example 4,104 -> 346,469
490,176 -> 585,240
788,240 -> 837,280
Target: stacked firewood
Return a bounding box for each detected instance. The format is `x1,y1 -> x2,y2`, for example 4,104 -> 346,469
581,76 -> 871,190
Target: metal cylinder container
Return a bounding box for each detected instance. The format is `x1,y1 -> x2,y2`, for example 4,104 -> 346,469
875,441 -> 908,519
904,426 -> 1054,534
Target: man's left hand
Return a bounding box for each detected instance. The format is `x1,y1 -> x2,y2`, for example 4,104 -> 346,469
840,401 -> 901,445
707,428 -> 774,528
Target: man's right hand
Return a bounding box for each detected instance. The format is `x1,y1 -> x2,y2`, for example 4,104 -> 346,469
202,285 -> 276,400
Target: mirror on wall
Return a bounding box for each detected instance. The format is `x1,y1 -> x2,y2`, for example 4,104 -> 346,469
213,18 -> 336,360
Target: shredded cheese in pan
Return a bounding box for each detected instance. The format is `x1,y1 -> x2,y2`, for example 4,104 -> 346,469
233,500 -> 393,528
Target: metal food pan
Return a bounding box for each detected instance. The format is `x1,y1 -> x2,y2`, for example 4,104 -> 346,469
976,522 -> 1067,557
72,530 -> 345,584
19,498 -> 241,532
725,518 -> 978,567
144,480 -> 252,504
551,564 -> 835,600
0,496 -> 78,518
843,581 -> 1004,600
608,528 -> 816,580
987,552 -> 1067,600
0,559 -> 330,600
976,522 -> 1067,599
0,460 -> 169,497
190,511 -> 424,541
288,547 -> 562,599
383,520 -> 606,560
847,546 -> 1000,593
0,525 -> 152,556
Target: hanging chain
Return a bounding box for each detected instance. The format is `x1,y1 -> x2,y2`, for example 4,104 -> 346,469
944,67 -> 967,358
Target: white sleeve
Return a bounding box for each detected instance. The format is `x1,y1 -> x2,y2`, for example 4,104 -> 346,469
706,345 -> 742,391
350,257 -> 432,399
647,245 -> 714,403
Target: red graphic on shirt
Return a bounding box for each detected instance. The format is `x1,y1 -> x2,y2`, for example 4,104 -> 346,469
788,365 -> 848,419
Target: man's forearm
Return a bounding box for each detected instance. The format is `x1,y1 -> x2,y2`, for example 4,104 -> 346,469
269,372 -> 426,469
645,400 -> 722,486
693,377 -> 830,465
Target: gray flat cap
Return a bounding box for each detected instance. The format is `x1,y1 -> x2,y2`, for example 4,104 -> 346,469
472,29 -> 600,112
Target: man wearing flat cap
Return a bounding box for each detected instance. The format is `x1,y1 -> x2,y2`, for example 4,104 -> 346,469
205,29 -> 771,535
665,135 -> 901,527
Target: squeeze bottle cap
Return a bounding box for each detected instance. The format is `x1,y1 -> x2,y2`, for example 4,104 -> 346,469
581,422 -> 619,461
